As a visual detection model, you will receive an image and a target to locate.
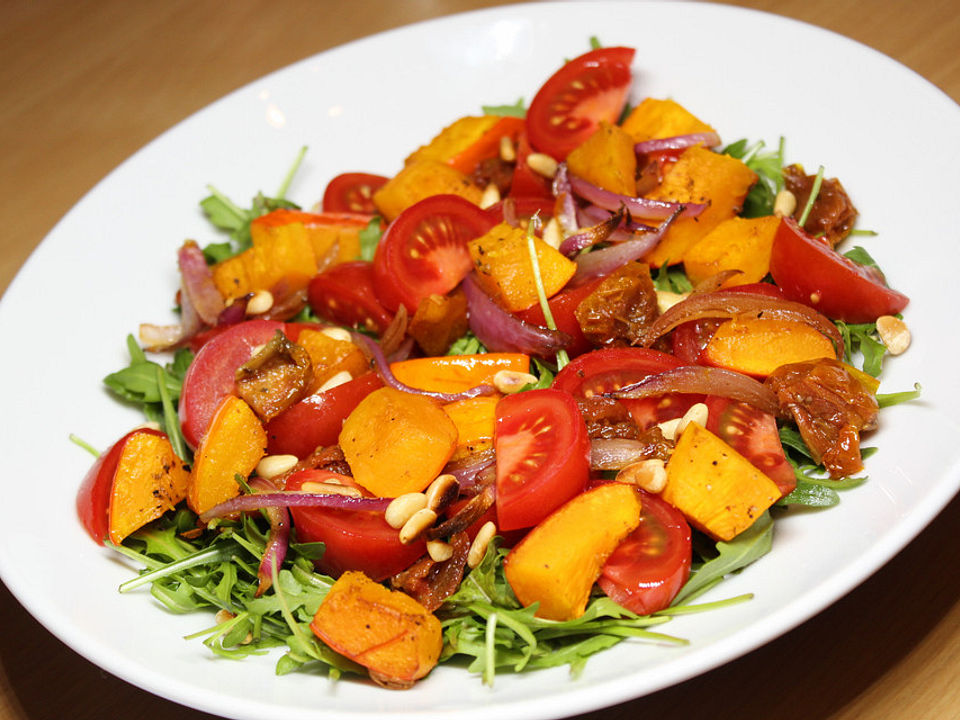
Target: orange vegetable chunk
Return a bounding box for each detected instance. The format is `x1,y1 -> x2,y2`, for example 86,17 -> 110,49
373,160 -> 483,222
701,317 -> 837,378
643,147 -> 757,267
405,115 -> 523,175
504,483 -> 642,621
442,395 -> 499,460
109,431 -> 190,545
187,395 -> 267,515
663,423 -> 780,541
468,222 -> 577,312
310,571 -> 442,686
295,329 -> 369,391
566,121 -> 638,196
390,352 -> 529,393
620,97 -> 715,142
682,215 -> 781,287
339,387 -> 458,497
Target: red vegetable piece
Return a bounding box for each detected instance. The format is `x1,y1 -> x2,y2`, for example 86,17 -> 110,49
322,172 -> 389,214
307,260 -> 394,334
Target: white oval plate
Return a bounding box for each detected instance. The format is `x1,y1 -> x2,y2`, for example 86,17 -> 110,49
1,2 -> 958,719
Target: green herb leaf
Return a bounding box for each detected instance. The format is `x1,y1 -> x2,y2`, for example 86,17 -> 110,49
481,98 -> 526,118
722,138 -> 785,218
358,217 -> 383,262
447,331 -> 488,356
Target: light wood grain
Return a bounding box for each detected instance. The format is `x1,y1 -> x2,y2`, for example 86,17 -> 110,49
1,2 -> 958,719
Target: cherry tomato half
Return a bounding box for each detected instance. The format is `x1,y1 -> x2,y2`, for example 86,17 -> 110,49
515,276 -> 601,358
285,469 -> 424,581
494,388 -> 590,531
598,488 -> 692,615
526,46 -> 635,160
372,194 -> 496,313
321,172 -> 388,215
307,260 -> 394,333
769,217 -> 908,323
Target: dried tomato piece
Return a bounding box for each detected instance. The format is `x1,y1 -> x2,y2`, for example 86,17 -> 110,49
235,330 -> 313,421
575,259 -> 659,347
765,358 -> 878,478
783,164 -> 858,247
577,396 -> 638,439
391,531 -> 471,612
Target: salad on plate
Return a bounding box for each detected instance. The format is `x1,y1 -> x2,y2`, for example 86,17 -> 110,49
75,41 -> 914,690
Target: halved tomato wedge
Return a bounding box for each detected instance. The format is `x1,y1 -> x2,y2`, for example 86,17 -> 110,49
372,194 -> 495,313
307,260 -> 394,333
321,172 -> 388,215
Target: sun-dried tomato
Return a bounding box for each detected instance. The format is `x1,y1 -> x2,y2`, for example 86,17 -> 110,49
575,259 -> 659,347
783,164 -> 858,247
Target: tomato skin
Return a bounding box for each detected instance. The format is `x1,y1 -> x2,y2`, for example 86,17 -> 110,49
509,131 -> 554,199
250,208 -> 371,231
484,196 -> 556,228
372,194 -> 496,313
704,395 -> 796,496
515,277 -> 601,357
285,469 -> 424,581
307,260 -> 394,333
265,372 -> 383,458
494,388 -> 590,531
178,319 -> 285,449
598,488 -> 692,615
526,46 -> 635,160
321,172 -> 388,215
769,217 -> 908,323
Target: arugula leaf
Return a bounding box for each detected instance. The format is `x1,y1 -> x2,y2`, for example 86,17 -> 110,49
652,263 -> 693,294
481,98 -> 526,118
447,331 -> 489,356
877,382 -> 922,408
836,320 -> 886,376
358,216 -> 383,262
722,138 -> 785,217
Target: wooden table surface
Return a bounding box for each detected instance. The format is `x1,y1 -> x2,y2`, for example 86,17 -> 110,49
1,1 -> 958,719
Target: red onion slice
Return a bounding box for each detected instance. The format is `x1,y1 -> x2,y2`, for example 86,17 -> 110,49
462,273 -> 571,357
634,132 -> 722,155
198,491 -> 391,524
590,438 -> 655,471
179,241 -> 224,326
611,365 -> 781,416
569,175 -> 706,220
558,206 -> 626,257
249,477 -> 289,597
351,330 -> 500,402
552,164 -> 579,233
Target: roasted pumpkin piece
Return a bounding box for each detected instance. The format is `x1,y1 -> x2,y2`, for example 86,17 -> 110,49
187,395 -> 267,515
663,422 -> 780,541
339,387 -> 458,497
405,115 -> 523,175
643,146 -> 757,267
620,97 -> 716,142
575,259 -> 659,346
504,482 -> 642,621
390,352 -> 529,394
682,215 -> 781,287
442,395 -> 499,459
235,330 -> 313,421
310,571 -> 443,687
468,222 -> 577,312
248,219 -> 317,296
701,317 -> 837,378
408,291 -> 470,356
373,160 -> 483,222
765,358 -> 879,478
294,328 -> 369,391
565,121 -> 638,196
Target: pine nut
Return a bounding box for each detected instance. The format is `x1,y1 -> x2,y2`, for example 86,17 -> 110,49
246,289 -> 274,315
876,315 -> 911,355
468,521 -> 497,569
300,481 -> 362,497
480,182 -> 501,209
657,417 -> 682,441
399,508 -> 438,544
499,134 -> 516,163
526,152 -> 558,178
134,421 -> 163,432
656,290 -> 689,314
426,540 -> 454,563
385,492 -> 428,529
215,609 -> 235,624
425,474 -> 459,512
616,458 -> 668,494
773,189 -> 797,218
542,216 -> 564,250
677,402 -> 709,434
317,370 -> 353,393
256,454 -> 299,480
320,326 -> 352,343
493,369 -> 538,394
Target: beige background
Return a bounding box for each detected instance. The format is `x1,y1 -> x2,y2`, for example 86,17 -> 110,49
1,1 -> 958,719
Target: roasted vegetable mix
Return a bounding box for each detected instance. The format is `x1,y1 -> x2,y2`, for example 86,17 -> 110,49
78,42 -> 916,689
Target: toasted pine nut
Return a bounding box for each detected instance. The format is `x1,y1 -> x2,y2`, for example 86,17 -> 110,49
773,189 -> 797,218
256,454 -> 299,480
385,492 -> 428,529
656,290 -> 689,314
425,474 -> 459,512
300,481 -> 362,497
426,540 -> 454,563
616,458 -> 668,494
317,370 -> 353,393
480,183 -> 501,209
656,417 -> 682,441
468,521 -> 497,569
876,315 -> 911,355
399,508 -> 438,544
134,421 -> 163,432
493,369 -> 538,394
499,134 -> 516,163
526,152 -> 558,178
246,289 -> 274,315
677,402 -> 709,435
320,326 -> 352,343
542,216 -> 564,250
215,609 -> 235,624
